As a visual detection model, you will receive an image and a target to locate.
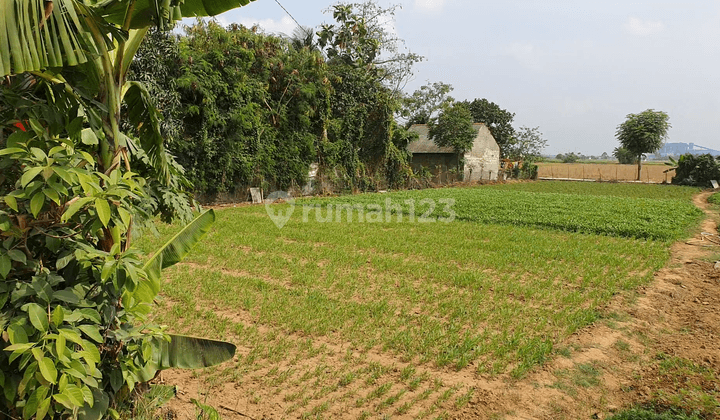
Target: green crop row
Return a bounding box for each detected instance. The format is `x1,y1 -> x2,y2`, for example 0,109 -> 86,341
303,185 -> 702,241
487,181 -> 701,201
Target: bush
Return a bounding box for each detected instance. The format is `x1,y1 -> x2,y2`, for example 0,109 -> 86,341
671,153 -> 720,187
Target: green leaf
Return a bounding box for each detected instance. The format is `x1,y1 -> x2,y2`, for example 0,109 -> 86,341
27,303 -> 48,332
4,342 -> 34,352
0,254 -> 10,278
53,392 -> 75,409
78,308 -> 101,324
30,192 -> 44,217
4,194 -> 18,211
53,289 -> 80,304
43,187 -> 61,205
58,328 -> 82,344
38,357 -> 58,384
142,210 -> 215,302
78,388 -> 109,420
94,198 -> 111,227
23,385 -> 44,420
56,334 -> 67,358
64,385 -> 85,407
8,323 -> 28,344
78,325 -> 103,343
7,249 -> 26,264
79,340 -> 101,363
80,128 -> 98,145
156,334 -> 236,370
36,397 -> 51,420
52,306 -> 65,326
61,196 -> 93,222
0,147 -> 25,156
21,167 -> 44,188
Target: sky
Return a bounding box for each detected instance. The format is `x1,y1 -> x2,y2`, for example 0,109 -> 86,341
181,0 -> 720,156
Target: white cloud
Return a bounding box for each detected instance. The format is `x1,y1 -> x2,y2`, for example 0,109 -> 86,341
236,16 -> 296,36
625,17 -> 665,36
414,0 -> 446,13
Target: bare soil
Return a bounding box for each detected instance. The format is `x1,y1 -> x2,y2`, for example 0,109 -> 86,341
157,191 -> 720,420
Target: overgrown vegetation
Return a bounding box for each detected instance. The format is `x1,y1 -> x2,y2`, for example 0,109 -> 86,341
0,0 -> 250,417
671,153 -> 720,188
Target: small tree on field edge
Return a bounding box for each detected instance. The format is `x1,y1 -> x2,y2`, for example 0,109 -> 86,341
616,109 -> 671,180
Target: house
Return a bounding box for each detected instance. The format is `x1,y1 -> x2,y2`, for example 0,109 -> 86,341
407,123 -> 500,182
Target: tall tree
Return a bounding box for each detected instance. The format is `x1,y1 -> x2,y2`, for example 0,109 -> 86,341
462,98 -> 516,157
616,109 -> 671,180
504,126 -> 547,161
429,102 -> 477,173
318,1 -> 417,189
317,1 -> 423,95
400,81 -> 454,128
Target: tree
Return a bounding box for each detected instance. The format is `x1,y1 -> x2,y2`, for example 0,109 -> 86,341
504,126 -> 547,161
616,109 -> 671,180
318,1 -> 418,189
429,102 -> 476,173
400,81 -> 454,127
601,152 -> 609,160
317,1 -> 424,95
462,98 -> 516,157
613,147 -> 636,164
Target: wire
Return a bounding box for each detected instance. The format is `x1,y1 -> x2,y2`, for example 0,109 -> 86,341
273,0 -> 303,30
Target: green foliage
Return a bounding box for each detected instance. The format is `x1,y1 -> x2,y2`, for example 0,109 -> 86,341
505,126 -> 547,161
671,153 -> 720,187
608,407 -> 701,420
556,152 -> 580,163
307,186 -> 702,241
317,1 -> 423,94
708,192 -> 720,206
0,76 -> 231,418
167,20 -> 330,196
400,81 -> 454,127
428,102 -> 476,155
488,180 -> 700,201
462,98 -> 516,157
614,146 -> 637,164
616,109 -> 671,180
1,0 -> 255,416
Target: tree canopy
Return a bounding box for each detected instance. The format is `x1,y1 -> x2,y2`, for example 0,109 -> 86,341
616,109 -> 670,179
429,102 -> 477,155
462,98 -> 516,157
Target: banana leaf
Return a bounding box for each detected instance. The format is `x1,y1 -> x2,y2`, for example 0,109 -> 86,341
136,334 -> 236,382
140,209 -> 215,302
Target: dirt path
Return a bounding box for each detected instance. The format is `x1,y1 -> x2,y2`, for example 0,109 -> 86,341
159,192 -> 720,420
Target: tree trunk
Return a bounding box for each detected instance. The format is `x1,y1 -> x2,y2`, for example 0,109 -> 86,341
636,156 -> 642,181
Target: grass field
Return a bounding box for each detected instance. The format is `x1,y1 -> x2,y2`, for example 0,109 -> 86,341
139,181 -> 703,418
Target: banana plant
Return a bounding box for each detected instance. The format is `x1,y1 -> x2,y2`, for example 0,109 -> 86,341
1,0 -> 256,417
1,0 -> 257,181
